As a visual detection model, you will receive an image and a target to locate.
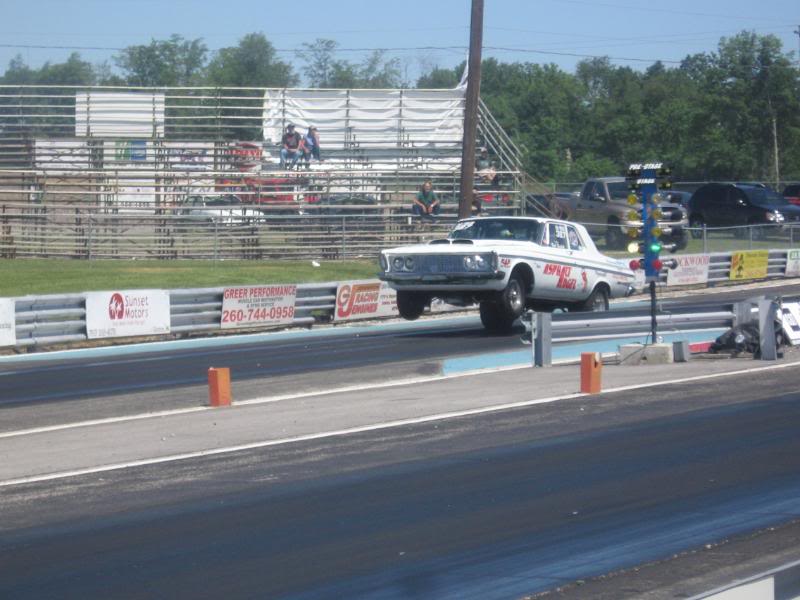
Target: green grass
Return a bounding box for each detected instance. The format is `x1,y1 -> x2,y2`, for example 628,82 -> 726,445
0,259 -> 378,297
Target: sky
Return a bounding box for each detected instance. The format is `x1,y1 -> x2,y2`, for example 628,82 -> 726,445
1,0 -> 798,83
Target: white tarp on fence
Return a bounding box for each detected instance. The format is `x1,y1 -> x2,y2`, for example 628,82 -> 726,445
76,92 -> 165,138
262,89 -> 465,148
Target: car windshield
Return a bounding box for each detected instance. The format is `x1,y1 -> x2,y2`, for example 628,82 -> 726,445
449,219 -> 542,242
744,187 -> 788,206
607,181 -> 630,200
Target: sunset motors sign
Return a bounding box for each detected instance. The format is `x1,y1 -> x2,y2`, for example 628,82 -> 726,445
86,290 -> 170,339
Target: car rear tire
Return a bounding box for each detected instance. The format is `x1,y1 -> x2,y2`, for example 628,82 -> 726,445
605,223 -> 625,250
577,285 -> 609,312
396,291 -> 428,321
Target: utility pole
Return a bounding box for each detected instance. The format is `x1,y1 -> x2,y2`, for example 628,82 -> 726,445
795,25 -> 800,65
458,0 -> 484,219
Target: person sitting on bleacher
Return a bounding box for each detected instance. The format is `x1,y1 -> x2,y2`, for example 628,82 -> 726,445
280,123 -> 302,169
300,125 -> 321,169
412,180 -> 440,219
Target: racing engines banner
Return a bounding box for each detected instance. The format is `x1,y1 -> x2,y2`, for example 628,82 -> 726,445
0,298 -> 15,347
334,281 -> 398,322
86,290 -> 170,339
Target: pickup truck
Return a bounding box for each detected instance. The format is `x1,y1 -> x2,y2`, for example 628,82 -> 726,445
551,177 -> 688,250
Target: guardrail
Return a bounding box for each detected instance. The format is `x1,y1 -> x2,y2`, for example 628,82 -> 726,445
5,246 -> 798,352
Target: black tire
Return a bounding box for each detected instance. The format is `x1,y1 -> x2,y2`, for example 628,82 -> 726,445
578,285 -> 609,312
605,222 -> 625,250
479,272 -> 527,332
689,216 -> 704,239
396,290 -> 427,321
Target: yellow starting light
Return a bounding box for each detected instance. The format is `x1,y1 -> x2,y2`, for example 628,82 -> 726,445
627,241 -> 640,254
650,192 -> 662,204
627,227 -> 640,238
627,193 -> 638,205
627,210 -> 640,221
651,227 -> 663,238
651,208 -> 663,220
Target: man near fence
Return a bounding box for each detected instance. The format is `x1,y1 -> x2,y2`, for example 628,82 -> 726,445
412,180 -> 440,220
280,123 -> 302,169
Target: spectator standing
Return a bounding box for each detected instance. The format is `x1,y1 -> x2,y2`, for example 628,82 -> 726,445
301,125 -> 321,168
412,180 -> 440,219
280,123 -> 302,169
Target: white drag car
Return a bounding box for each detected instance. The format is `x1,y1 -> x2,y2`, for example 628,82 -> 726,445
379,216 -> 636,331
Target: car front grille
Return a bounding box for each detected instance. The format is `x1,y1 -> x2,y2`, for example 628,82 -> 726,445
419,255 -> 465,273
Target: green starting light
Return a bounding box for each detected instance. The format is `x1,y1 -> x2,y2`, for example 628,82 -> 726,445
649,241 -> 662,253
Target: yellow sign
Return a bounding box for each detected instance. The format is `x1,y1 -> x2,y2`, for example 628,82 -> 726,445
730,250 -> 769,281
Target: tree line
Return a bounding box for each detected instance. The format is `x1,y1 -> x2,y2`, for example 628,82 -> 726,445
1,31 -> 798,183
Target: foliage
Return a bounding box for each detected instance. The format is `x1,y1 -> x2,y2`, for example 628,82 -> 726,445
114,35 -> 208,86
297,39 -> 401,88
207,33 -> 296,88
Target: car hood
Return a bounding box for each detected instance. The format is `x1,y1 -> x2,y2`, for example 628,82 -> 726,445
753,202 -> 800,217
382,239 -> 527,254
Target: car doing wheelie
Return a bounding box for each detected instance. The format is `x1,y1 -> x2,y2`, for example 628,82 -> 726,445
379,216 -> 636,332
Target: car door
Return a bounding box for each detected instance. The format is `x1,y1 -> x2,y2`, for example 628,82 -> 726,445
565,224 -> 597,299
576,181 -> 605,225
726,187 -> 750,227
538,222 -> 581,300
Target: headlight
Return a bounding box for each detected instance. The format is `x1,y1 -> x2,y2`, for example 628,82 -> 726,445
380,254 -> 388,271
404,257 -> 415,271
767,211 -> 784,222
463,255 -> 475,270
392,256 -> 404,271
474,254 -> 487,269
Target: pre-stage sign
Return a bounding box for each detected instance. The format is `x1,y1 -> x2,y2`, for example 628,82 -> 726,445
334,280 -> 398,322
221,284 -> 297,329
86,290 -> 170,339
0,298 -> 15,347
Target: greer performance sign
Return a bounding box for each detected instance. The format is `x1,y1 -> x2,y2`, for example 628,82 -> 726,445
666,254 -> 710,286
86,290 -> 170,339
0,298 -> 15,347
334,280 -> 398,322
221,284 -> 297,329
730,250 -> 769,281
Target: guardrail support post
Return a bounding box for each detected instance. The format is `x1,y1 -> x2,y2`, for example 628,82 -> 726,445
758,299 -> 779,361
208,367 -> 232,406
534,311 -> 551,367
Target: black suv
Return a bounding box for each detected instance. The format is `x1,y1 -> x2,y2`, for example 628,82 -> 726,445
688,183 -> 800,238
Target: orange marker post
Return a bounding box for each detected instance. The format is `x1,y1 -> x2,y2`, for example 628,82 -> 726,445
580,352 -> 602,394
208,367 -> 232,407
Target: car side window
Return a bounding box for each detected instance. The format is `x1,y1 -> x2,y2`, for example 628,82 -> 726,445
548,223 -> 569,249
567,226 -> 583,251
589,182 -> 604,202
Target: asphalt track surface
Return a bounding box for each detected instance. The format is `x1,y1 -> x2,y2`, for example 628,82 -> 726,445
1,363 -> 800,599
1,282 -> 798,408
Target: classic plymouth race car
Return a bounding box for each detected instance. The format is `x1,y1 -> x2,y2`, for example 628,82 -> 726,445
379,216 -> 636,331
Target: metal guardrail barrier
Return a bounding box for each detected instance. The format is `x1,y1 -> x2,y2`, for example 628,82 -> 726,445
5,247 -> 798,351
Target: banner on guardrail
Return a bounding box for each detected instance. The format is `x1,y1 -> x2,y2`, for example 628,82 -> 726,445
221,285 -> 297,329
0,299 -> 15,347
730,250 -> 769,281
785,249 -> 800,277
780,302 -> 800,345
666,254 -> 710,286
334,280 -> 398,322
86,290 -> 170,339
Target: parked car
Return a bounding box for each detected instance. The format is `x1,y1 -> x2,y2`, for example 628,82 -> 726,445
662,190 -> 692,209
688,183 -> 800,239
179,194 -> 263,226
379,216 -> 636,331
784,184 -> 800,206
